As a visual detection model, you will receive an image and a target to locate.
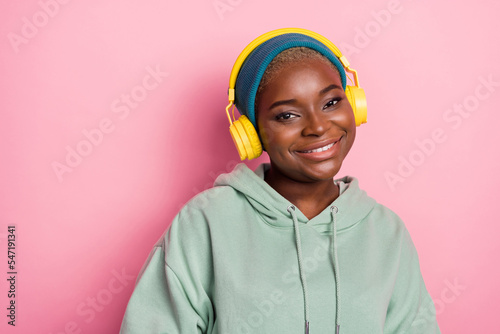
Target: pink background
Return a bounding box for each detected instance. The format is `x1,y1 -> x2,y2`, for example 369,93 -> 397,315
1,0 -> 499,333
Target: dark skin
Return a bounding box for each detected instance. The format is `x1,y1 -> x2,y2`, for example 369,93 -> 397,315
256,58 -> 356,219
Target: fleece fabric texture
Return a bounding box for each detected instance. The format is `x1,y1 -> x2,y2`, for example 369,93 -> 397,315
119,163 -> 441,334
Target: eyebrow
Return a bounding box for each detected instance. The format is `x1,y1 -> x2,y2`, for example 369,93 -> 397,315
267,84 -> 343,111
268,99 -> 297,110
319,84 -> 343,95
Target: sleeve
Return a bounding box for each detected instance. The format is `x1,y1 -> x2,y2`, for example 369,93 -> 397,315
119,210 -> 215,334
383,228 -> 442,334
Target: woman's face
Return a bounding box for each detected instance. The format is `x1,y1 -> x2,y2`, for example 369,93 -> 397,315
256,57 -> 356,183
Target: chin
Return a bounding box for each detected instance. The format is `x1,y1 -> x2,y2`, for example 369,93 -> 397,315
296,161 -> 343,182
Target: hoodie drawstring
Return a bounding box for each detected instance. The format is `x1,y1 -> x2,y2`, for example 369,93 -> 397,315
331,206 -> 341,334
287,205 -> 310,334
287,204 -> 340,334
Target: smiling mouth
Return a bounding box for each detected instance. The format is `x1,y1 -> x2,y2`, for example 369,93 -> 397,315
297,139 -> 340,154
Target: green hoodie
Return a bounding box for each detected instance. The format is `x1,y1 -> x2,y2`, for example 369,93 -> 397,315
120,163 -> 440,334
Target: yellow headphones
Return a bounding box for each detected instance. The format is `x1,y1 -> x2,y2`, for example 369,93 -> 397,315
226,28 -> 367,161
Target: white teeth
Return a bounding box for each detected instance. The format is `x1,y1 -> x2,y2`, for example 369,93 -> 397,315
302,142 -> 335,153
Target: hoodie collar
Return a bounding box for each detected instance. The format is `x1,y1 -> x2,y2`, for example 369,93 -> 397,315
214,163 -> 376,234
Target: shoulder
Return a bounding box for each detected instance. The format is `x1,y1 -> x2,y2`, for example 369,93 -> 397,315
344,184 -> 420,268
167,184 -> 248,238
336,175 -> 408,235
371,202 -> 410,233
340,176 -> 412,244
369,202 -> 405,226
364,202 -> 419,262
179,185 -> 245,217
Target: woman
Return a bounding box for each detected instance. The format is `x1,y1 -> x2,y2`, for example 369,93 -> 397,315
120,28 -> 441,334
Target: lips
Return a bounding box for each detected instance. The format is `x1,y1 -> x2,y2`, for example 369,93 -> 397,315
295,137 -> 342,161
297,137 -> 342,153
298,141 -> 335,153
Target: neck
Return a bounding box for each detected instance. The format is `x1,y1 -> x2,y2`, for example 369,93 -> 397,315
264,165 -> 340,220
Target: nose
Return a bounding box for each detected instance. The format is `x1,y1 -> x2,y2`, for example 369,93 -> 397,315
301,110 -> 330,137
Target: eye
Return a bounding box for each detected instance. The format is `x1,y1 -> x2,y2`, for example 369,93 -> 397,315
275,112 -> 297,121
323,98 -> 340,110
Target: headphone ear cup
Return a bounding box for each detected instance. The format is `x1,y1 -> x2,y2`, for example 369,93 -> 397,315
345,85 -> 367,126
229,115 -> 263,160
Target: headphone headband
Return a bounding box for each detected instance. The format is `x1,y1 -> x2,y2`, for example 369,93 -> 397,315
227,27 -> 360,104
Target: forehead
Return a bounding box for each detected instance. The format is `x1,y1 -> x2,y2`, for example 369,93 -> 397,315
259,58 -> 343,101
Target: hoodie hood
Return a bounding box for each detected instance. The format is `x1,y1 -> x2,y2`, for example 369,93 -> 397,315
214,163 -> 377,235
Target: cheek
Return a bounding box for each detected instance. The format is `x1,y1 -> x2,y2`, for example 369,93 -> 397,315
259,124 -> 296,155
346,126 -> 356,152
257,122 -> 270,151
333,104 -> 356,131
338,108 -> 356,151
346,103 -> 357,127
258,120 -> 282,151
